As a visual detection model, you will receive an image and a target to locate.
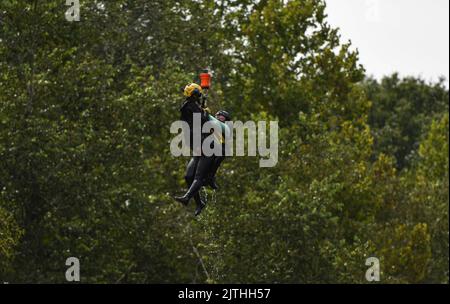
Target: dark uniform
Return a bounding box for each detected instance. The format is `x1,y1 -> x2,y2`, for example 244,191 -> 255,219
204,112 -> 231,189
176,97 -> 214,216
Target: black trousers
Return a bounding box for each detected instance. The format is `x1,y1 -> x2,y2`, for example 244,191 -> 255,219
209,156 -> 225,180
185,156 -> 215,184
184,156 -> 215,205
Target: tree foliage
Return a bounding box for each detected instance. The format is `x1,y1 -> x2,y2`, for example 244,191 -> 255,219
0,0 -> 448,283
365,74 -> 449,169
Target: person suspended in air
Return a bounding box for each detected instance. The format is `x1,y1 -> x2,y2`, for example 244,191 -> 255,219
174,83 -> 231,216
204,110 -> 232,190
174,83 -> 214,216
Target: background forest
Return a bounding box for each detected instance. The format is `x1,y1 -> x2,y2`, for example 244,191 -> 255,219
0,0 -> 448,283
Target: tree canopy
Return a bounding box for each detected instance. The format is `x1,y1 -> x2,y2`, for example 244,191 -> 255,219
0,0 -> 448,283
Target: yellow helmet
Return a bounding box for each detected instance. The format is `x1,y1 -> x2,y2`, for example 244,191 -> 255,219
184,83 -> 203,98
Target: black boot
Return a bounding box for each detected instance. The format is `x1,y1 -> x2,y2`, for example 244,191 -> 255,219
194,193 -> 206,216
174,195 -> 190,206
206,157 -> 224,190
207,176 -> 219,190
175,179 -> 203,206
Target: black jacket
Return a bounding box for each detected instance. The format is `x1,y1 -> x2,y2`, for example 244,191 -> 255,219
180,98 -> 210,151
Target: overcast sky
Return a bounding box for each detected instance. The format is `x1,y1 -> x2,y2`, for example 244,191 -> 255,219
325,0 -> 449,85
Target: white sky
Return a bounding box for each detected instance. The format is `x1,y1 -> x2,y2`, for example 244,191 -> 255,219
325,0 -> 450,85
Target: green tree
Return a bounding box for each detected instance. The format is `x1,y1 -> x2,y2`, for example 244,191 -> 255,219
0,0 -> 448,284
365,74 -> 449,169
0,205 -> 23,277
